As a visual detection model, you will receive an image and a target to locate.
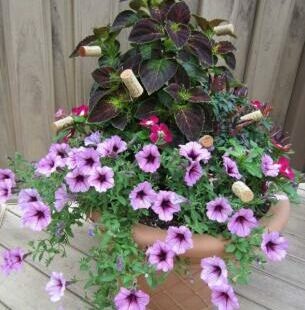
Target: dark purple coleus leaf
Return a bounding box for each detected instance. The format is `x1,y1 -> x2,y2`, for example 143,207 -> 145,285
135,98 -> 159,119
216,41 -> 236,54
175,105 -> 205,140
188,32 -> 213,66
139,59 -> 177,95
164,83 -> 181,101
111,114 -> 128,130
170,64 -> 190,88
88,100 -> 120,123
121,49 -> 142,72
92,67 -> 115,88
150,0 -> 175,22
70,35 -> 96,58
89,89 -> 113,110
212,74 -> 227,92
129,18 -> 163,44
188,87 -> 210,103
193,15 -> 227,31
111,10 -> 139,32
165,21 -> 190,48
223,52 -> 236,70
167,1 -> 190,24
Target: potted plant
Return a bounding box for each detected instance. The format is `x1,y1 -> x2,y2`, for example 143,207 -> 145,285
0,1 -> 301,309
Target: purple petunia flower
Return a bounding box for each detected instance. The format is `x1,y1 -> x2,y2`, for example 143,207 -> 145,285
49,143 -> 70,167
261,231 -> 288,262
129,181 -> 156,210
200,256 -> 228,287
97,135 -> 127,158
206,197 -> 233,223
45,272 -> 66,303
1,248 -> 25,276
0,180 -> 12,203
55,184 -> 73,212
184,161 -> 203,187
261,154 -> 280,177
0,168 -> 16,187
179,142 -> 211,163
88,166 -> 114,193
228,208 -> 258,237
114,287 -> 150,310
21,201 -> 51,231
146,240 -> 175,272
223,156 -> 242,180
66,147 -> 86,170
165,226 -> 193,255
65,168 -> 90,193
76,148 -> 100,174
84,131 -> 101,147
18,188 -> 42,210
135,144 -> 161,173
152,191 -> 183,222
211,284 -> 240,310
36,153 -> 59,177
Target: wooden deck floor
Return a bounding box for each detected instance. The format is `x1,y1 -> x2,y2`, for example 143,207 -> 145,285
0,187 -> 305,310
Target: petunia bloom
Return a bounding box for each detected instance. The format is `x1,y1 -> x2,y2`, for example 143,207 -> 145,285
84,131 -> 101,147
1,248 -> 25,276
146,240 -> 175,272
200,256 -> 228,287
45,272 -> 66,303
223,156 -> 242,180
0,180 -> 12,203
184,161 -> 203,187
277,156 -> 295,181
0,168 -> 16,187
179,142 -> 211,163
251,99 -> 263,110
152,191 -> 182,222
66,147 -> 86,170
135,144 -> 161,173
140,115 -> 159,128
211,284 -> 240,310
228,208 -> 258,237
21,201 -> 51,231
65,168 -> 90,193
77,148 -> 100,174
36,153 -> 59,177
97,136 -> 127,158
129,181 -> 156,210
206,197 -> 233,223
72,104 -> 89,117
114,287 -> 150,310
88,166 -> 114,193
165,226 -> 193,255
150,123 -> 173,144
49,143 -> 70,167
261,154 -> 280,177
261,231 -> 288,262
55,184 -> 73,212
18,188 -> 41,210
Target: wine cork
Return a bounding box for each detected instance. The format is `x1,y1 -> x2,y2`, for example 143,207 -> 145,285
120,69 -> 144,98
79,46 -> 102,57
52,116 -> 74,135
232,181 -> 254,203
240,110 -> 263,122
213,24 -> 235,36
199,135 -> 214,148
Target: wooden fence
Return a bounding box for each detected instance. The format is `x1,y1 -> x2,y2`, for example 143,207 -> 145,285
0,0 -> 305,170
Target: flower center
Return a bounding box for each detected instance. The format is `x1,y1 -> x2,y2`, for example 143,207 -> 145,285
158,250 -> 168,262
227,165 -> 233,174
188,150 -> 197,161
98,173 -> 106,183
127,293 -> 138,304
235,216 -> 245,224
29,195 -> 38,202
112,145 -> 119,153
76,175 -> 84,183
266,241 -> 276,251
176,233 -> 185,242
213,265 -> 222,276
160,199 -> 171,210
35,210 -> 45,220
146,153 -> 155,164
0,174 -> 10,181
57,151 -> 66,158
214,204 -> 223,212
136,190 -> 146,199
86,157 -> 95,167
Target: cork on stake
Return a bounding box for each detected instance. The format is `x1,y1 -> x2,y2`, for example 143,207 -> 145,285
120,69 -> 144,98
199,135 -> 214,148
232,181 -> 254,203
79,46 -> 102,57
213,24 -> 235,36
52,116 -> 74,135
240,110 -> 263,122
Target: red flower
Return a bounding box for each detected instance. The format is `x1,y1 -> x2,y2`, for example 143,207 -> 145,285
150,123 -> 173,144
251,99 -> 263,110
251,99 -> 272,117
277,157 -> 295,180
140,116 -> 159,128
72,105 -> 89,117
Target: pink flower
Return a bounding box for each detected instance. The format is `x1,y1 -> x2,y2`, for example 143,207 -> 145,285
251,99 -> 263,110
84,131 -> 101,147
0,180 -> 12,203
0,168 -> 16,187
211,284 -> 240,310
36,153 -> 59,177
206,197 -> 233,223
21,201 -> 51,231
261,231 -> 288,262
54,108 -> 66,120
72,104 -> 89,117
65,168 -> 90,193
129,181 -> 156,210
150,123 -> 173,144
88,166 -> 114,193
18,188 -> 42,210
261,154 -> 280,177
49,143 -> 70,167
45,272 -> 66,302
223,156 -> 242,180
152,191 -> 183,222
1,248 -> 25,276
277,157 -> 295,180
179,142 -> 211,163
184,161 -> 203,187
97,136 -> 127,158
55,184 -> 73,212
228,208 -> 258,237
139,115 -> 159,128
165,226 -> 193,255
114,287 -> 150,310
135,144 -> 161,173
200,256 -> 228,287
146,241 -> 175,272
76,148 -> 100,174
